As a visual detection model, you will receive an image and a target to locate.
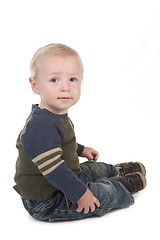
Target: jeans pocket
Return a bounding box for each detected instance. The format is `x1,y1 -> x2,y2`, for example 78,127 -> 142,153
22,198 -> 51,220
32,201 -> 50,221
22,198 -> 36,211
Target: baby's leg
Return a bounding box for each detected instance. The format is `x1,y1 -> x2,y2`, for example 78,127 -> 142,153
89,177 -> 134,216
80,161 -> 117,182
21,175 -> 134,222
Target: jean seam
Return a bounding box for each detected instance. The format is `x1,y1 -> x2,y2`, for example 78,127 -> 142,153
117,182 -> 134,206
92,182 -> 119,216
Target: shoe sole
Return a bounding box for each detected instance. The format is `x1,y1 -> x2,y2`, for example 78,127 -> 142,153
135,172 -> 147,190
137,162 -> 146,176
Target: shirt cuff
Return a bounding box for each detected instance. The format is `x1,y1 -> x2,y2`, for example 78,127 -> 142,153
76,143 -> 84,156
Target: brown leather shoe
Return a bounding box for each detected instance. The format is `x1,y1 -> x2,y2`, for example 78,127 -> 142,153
111,172 -> 147,194
115,162 -> 146,176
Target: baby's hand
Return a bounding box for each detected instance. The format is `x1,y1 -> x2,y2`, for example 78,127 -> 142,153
80,147 -> 99,161
76,188 -> 100,214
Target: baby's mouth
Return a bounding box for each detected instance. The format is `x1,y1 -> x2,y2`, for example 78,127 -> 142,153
58,97 -> 72,100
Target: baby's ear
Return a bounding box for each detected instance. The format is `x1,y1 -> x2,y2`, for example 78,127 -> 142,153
29,77 -> 39,94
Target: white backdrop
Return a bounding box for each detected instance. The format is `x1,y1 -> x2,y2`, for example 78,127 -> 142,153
1,0 -> 159,239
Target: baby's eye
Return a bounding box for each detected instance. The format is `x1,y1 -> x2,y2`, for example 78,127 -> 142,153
51,78 -> 59,83
69,78 -> 77,82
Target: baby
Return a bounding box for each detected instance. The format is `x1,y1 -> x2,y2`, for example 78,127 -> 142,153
14,44 -> 146,222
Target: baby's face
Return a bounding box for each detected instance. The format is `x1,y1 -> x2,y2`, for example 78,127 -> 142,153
34,55 -> 82,114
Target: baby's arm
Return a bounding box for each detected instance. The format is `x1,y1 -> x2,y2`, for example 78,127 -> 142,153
76,188 -> 100,214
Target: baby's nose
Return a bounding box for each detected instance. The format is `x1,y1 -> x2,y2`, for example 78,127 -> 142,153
60,81 -> 70,92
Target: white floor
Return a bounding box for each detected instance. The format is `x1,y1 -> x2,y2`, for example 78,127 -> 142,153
3,155 -> 158,240
5,185 -> 158,240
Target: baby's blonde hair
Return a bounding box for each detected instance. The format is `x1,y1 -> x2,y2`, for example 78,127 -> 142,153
30,43 -> 83,79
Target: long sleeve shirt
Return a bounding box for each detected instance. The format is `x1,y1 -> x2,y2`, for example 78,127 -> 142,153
14,105 -> 87,203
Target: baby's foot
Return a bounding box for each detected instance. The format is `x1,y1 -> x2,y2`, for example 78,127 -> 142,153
115,162 -> 146,177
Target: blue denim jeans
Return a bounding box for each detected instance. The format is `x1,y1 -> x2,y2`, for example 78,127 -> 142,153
22,161 -> 134,222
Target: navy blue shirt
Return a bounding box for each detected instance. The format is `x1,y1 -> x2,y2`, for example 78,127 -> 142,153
14,105 -> 87,203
